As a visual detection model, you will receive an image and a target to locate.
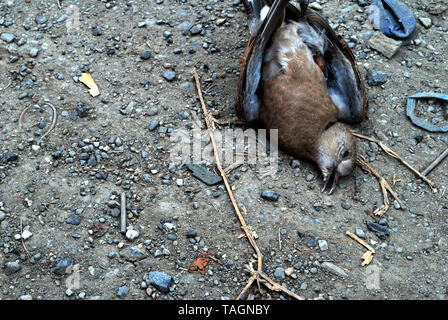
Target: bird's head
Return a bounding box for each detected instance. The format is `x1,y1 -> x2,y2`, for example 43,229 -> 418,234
317,122 -> 356,194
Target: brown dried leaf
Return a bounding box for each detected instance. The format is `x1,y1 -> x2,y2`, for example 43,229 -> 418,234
188,254 -> 210,275
92,222 -> 108,239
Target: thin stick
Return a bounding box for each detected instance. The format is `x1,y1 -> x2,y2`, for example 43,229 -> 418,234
20,217 -> 31,258
223,160 -> 243,174
0,79 -> 12,91
194,69 -> 301,300
346,231 -> 375,253
120,192 -> 126,234
357,155 -> 405,213
19,103 -> 58,140
422,147 -> 448,176
352,131 -> 435,189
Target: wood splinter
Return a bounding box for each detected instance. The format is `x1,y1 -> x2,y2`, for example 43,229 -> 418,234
346,231 -> 375,266
120,192 -> 126,234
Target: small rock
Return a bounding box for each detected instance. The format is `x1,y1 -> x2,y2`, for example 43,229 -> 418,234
418,17 -> 432,29
368,32 -> 401,59
52,257 -> 73,275
366,221 -> 390,239
261,190 -> 279,201
187,164 -> 222,186
120,247 -> 146,262
189,25 -> 202,35
29,48 -> 39,57
162,71 -> 176,82
117,286 -> 129,298
321,262 -> 348,278
367,71 -> 387,86
341,201 -> 351,210
21,230 -> 32,240
318,240 -> 328,251
307,239 -> 317,248
35,16 -> 48,24
140,50 -> 151,60
274,267 -> 285,280
355,228 -> 366,239
148,120 -> 159,131
66,215 -> 81,225
1,33 -> 16,43
147,271 -> 173,293
285,267 -> 294,277
126,229 -> 140,241
4,261 -> 21,275
92,26 -> 103,36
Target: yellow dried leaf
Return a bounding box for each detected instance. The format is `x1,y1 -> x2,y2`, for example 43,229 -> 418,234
79,73 -> 100,97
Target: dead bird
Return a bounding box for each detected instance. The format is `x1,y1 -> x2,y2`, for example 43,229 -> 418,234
236,0 -> 368,193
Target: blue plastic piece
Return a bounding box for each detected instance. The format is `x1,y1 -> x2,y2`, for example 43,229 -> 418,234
406,92 -> 448,133
370,0 -> 416,39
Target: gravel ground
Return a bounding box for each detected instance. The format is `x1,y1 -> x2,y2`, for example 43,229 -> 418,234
0,0 -> 447,300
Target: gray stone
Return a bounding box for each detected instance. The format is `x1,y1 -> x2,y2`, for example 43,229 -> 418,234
321,262 -> 348,278
117,285 -> 129,297
52,257 -> 73,275
355,228 -> 366,239
368,71 -> 387,86
419,17 -> 432,29
148,120 -> 159,131
119,247 -> 146,262
1,33 -> 16,43
66,215 -> 81,225
318,240 -> 328,251
261,190 -> 279,201
368,32 -> 401,59
35,16 -> 48,24
147,271 -> 173,293
273,267 -> 285,280
187,163 -> 222,186
162,71 -> 176,81
4,261 -> 21,275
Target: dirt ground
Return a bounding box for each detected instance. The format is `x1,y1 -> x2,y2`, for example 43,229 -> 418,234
0,0 -> 447,300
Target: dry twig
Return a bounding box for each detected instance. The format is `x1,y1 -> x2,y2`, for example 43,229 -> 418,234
19,102 -> 58,140
352,131 -> 435,190
357,155 -> 405,215
346,231 -> 375,266
194,68 -> 303,300
422,147 -> 448,176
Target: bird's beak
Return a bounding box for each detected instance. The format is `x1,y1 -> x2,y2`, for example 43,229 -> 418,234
321,168 -> 340,195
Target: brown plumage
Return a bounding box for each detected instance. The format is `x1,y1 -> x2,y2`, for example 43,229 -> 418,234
236,0 -> 368,193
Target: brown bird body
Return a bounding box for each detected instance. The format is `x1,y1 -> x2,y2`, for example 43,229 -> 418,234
236,0 -> 368,193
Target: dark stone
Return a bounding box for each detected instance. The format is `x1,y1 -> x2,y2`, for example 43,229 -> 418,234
162,71 -> 176,81
273,267 -> 285,280
186,230 -> 197,238
366,221 -> 390,239
117,286 -> 129,297
367,71 -> 387,86
261,190 -> 279,201
148,120 -> 159,131
187,163 -> 222,186
147,271 -> 172,293
66,215 -> 81,225
52,257 -> 73,275
4,153 -> 18,162
4,261 -> 21,275
140,50 -> 151,60
307,239 -> 317,248
92,26 -> 103,36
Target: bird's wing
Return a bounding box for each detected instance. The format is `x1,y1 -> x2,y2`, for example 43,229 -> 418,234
300,5 -> 368,124
235,0 -> 292,123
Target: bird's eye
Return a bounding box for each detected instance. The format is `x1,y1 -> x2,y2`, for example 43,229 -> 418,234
342,150 -> 350,160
